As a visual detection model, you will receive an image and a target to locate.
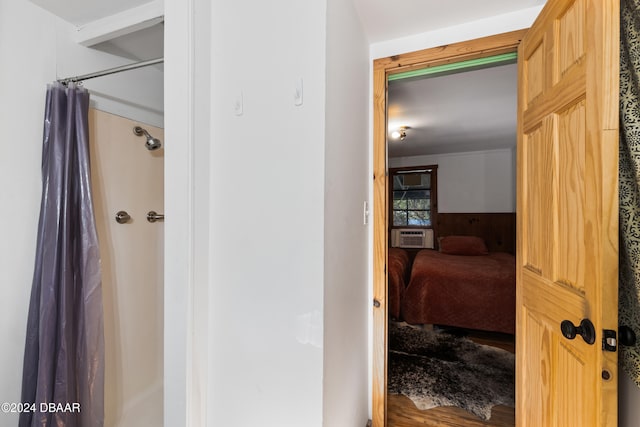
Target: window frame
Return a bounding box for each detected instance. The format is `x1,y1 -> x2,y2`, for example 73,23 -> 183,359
388,165 -> 438,231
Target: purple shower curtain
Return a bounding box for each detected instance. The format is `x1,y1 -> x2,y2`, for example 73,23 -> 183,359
20,83 -> 104,427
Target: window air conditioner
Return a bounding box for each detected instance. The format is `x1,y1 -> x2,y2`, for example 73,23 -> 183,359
391,228 -> 434,249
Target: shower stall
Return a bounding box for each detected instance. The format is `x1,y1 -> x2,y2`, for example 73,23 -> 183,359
89,109 -> 164,427
25,58 -> 165,426
59,37 -> 166,427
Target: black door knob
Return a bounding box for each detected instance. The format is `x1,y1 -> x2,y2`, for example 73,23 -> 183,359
620,325 -> 637,347
561,319 -> 596,345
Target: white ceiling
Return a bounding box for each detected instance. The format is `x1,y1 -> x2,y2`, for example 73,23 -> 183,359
91,23 -> 164,63
29,0 -> 154,26
354,0 -> 546,43
388,63 -> 518,158
28,0 -> 546,49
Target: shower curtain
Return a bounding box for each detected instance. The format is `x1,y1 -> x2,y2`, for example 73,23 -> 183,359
620,0 -> 640,387
20,83 -> 104,427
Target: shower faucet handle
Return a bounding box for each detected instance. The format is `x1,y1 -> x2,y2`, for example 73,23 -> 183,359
147,211 -> 164,223
115,211 -> 131,224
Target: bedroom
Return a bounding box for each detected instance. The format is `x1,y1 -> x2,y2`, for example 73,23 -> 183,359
383,43 -> 518,425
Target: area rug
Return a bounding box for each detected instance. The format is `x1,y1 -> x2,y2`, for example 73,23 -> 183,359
388,322 -> 515,421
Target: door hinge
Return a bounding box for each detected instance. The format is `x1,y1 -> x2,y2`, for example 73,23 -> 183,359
602,329 -> 617,352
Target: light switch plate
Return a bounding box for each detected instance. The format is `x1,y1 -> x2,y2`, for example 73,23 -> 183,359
363,201 -> 369,225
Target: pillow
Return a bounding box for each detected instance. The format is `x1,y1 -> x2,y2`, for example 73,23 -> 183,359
439,235 -> 489,256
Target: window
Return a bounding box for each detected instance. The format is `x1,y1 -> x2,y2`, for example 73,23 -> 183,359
389,166 -> 437,228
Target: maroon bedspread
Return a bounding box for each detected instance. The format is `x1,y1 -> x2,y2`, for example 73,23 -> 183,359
388,248 -> 411,319
401,249 -> 515,334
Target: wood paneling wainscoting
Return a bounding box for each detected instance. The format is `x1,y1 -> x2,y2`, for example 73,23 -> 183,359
436,213 -> 516,255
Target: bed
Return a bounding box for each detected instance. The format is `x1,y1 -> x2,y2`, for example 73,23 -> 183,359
401,236 -> 516,334
388,247 -> 411,320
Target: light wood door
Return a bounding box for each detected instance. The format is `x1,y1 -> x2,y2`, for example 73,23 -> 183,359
516,0 -> 619,426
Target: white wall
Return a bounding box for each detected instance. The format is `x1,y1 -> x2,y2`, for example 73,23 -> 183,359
0,2 -> 57,425
206,0 -> 327,425
323,0 -> 370,425
162,0 -> 192,424
389,149 -> 516,213
164,0 -> 372,425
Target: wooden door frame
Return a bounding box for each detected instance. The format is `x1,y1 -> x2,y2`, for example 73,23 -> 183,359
371,29 -> 528,427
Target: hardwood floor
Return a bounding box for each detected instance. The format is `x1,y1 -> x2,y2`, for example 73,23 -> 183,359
387,329 -> 515,427
463,329 -> 515,353
388,395 -> 515,427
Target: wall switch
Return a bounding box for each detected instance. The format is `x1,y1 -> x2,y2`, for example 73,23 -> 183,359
234,91 -> 243,116
363,201 -> 370,225
294,78 -> 303,106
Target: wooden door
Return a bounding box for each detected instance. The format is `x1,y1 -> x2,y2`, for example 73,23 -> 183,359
516,0 -> 619,425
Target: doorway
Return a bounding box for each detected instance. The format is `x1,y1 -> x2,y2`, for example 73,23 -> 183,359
371,30 -> 527,427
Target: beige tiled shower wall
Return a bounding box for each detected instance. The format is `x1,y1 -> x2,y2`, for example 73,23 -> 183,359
89,108 -> 164,427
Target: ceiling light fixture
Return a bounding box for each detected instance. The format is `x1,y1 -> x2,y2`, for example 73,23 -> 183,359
391,126 -> 407,140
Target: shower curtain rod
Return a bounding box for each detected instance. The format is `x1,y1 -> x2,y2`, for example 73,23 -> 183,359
57,57 -> 164,85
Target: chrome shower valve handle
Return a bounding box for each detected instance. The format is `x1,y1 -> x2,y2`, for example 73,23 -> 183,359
147,211 -> 164,223
115,211 -> 131,224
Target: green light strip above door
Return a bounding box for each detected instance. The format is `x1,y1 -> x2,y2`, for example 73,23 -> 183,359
388,52 -> 518,82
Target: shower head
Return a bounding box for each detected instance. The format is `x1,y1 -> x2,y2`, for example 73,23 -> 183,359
133,126 -> 162,151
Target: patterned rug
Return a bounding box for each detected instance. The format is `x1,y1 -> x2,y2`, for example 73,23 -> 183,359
388,322 -> 515,421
